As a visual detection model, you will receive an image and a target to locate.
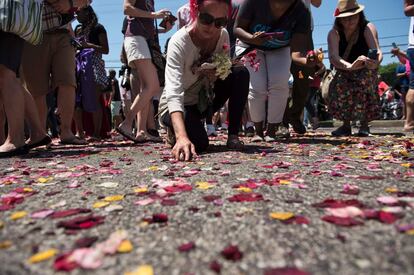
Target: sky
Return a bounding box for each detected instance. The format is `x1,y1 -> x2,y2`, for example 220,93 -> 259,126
86,0 -> 411,70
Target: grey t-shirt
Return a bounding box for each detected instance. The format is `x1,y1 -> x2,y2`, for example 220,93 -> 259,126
125,0 -> 155,39
237,0 -> 311,50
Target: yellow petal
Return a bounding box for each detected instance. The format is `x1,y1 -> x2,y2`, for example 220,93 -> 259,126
38,177 -> 53,183
401,163 -> 414,168
134,187 -> 148,194
406,229 -> 414,235
125,265 -> 154,275
93,201 -> 110,208
0,240 -> 12,249
117,240 -> 133,253
28,249 -> 58,264
270,212 -> 295,221
10,211 -> 27,220
385,187 -> 398,193
196,181 -> 213,190
237,187 -> 252,193
104,195 -> 125,202
279,180 -> 291,185
23,188 -> 33,192
148,166 -> 159,171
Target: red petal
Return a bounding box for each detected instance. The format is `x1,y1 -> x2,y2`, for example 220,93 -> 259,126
178,242 -> 196,252
152,213 -> 168,223
221,245 -> 243,261
264,267 -> 311,275
322,215 -> 364,226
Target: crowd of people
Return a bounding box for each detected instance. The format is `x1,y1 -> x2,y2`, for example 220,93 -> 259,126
1,0 -> 410,161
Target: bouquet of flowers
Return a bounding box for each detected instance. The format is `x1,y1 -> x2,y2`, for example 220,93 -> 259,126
199,44 -> 232,80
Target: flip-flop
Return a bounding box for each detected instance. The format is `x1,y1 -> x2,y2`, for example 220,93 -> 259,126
60,136 -> 87,145
116,127 -> 136,142
0,145 -> 29,158
27,135 -> 52,150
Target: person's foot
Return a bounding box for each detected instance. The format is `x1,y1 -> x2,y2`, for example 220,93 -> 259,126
244,126 -> 255,137
206,124 -> 217,137
264,135 -> 276,142
331,126 -> 352,137
290,119 -> 306,135
251,134 -> 264,142
26,135 -> 52,150
60,135 -> 87,145
275,125 -> 290,139
357,127 -> 370,137
116,124 -> 136,142
226,135 -> 244,150
311,117 -> 320,130
0,144 -> 29,158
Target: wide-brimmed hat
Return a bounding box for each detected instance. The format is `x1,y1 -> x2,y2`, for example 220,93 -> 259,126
334,0 -> 365,18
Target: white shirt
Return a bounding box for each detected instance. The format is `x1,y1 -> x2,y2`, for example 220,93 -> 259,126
177,3 -> 191,30
159,27 -> 230,114
409,17 -> 414,48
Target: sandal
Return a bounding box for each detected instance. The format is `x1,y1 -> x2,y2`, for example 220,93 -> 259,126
27,135 -> 52,150
226,136 -> 244,150
116,127 -> 136,142
60,136 -> 87,145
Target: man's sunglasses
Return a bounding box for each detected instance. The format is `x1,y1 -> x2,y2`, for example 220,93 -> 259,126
198,12 -> 228,28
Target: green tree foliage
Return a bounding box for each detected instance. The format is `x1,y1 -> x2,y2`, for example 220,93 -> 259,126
379,63 -> 399,87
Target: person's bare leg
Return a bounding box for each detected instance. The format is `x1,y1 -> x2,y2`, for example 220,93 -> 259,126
57,85 -> 78,141
0,98 -> 5,144
73,107 -> 85,138
136,103 -> 149,139
147,102 -> 156,130
0,65 -> 25,152
129,68 -> 141,133
34,95 -> 48,130
92,86 -> 103,138
21,85 -> 48,144
119,60 -> 159,134
405,88 -> 414,131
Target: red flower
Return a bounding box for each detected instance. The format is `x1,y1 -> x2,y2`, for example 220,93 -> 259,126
222,43 -> 230,51
334,8 -> 340,17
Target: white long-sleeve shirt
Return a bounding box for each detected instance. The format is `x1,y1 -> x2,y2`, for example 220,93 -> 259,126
159,27 -> 230,115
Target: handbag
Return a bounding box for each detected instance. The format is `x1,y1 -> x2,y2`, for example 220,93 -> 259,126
320,29 -> 359,100
147,38 -> 166,86
90,50 -> 110,90
135,17 -> 166,86
0,0 -> 43,45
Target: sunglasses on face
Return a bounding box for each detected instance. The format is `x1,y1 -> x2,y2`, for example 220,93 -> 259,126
198,12 -> 228,28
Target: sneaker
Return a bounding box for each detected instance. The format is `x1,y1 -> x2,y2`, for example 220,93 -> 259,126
275,125 -> 290,138
219,123 -> 228,131
245,126 -> 255,137
357,127 -> 370,137
264,135 -> 276,142
206,124 -> 217,137
251,134 -> 264,142
290,119 -> 306,135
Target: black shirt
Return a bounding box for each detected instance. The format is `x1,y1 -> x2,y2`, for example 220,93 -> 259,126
238,0 -> 311,51
111,78 -> 121,101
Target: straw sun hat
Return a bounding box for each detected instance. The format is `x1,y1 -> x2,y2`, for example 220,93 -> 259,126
334,0 -> 365,18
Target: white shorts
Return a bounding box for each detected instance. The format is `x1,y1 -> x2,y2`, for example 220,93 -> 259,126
124,35 -> 151,68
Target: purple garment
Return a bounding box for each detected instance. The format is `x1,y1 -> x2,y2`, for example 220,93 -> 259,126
76,49 -> 98,112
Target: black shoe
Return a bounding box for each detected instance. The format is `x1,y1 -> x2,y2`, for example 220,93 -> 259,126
0,145 -> 29,158
245,126 -> 255,137
331,126 -> 352,137
290,119 -> 306,135
357,128 -> 370,137
27,135 -> 52,150
147,129 -> 160,138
